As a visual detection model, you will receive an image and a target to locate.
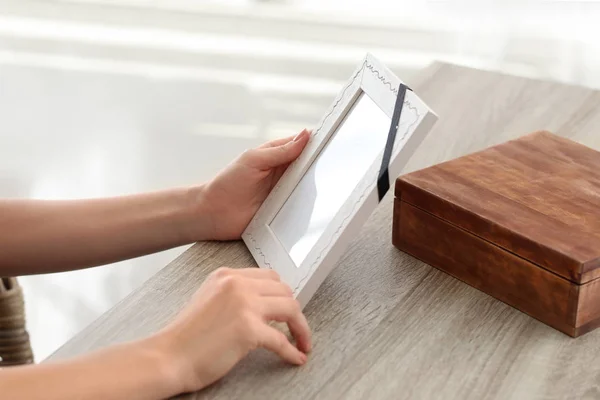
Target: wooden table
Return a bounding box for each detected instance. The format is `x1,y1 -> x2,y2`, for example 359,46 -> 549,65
48,62 -> 600,399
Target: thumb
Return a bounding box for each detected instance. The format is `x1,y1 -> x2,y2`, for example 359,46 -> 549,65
252,129 -> 310,169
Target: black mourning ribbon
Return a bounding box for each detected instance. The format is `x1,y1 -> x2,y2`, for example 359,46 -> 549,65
377,83 -> 412,202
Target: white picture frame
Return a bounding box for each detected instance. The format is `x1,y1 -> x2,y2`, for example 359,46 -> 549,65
242,53 -> 437,307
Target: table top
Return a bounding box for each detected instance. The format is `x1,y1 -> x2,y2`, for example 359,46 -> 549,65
47,62 -> 600,399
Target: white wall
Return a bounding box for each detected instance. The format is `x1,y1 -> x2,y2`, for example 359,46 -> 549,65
1,0 -> 599,361
3,0 -> 600,89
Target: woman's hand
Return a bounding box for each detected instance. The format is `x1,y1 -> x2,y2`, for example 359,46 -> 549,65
154,267 -> 311,394
0,267 -> 310,400
200,129 -> 311,241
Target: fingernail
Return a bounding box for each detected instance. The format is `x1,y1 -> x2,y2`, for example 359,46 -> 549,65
293,130 -> 307,142
299,353 -> 308,364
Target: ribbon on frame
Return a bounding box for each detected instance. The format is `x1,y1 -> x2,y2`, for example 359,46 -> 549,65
377,83 -> 412,202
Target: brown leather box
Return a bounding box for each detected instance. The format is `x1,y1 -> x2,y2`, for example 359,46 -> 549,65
393,131 -> 600,337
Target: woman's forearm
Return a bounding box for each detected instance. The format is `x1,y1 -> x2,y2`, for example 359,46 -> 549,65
0,186 -> 212,276
0,336 -> 181,400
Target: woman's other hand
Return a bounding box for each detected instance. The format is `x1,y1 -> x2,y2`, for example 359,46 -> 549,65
153,267 -> 311,393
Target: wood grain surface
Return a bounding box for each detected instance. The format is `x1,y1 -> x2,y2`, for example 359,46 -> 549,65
577,278 -> 600,334
394,131 -> 600,337
393,199 -> 578,336
396,131 -> 600,284
47,63 -> 600,399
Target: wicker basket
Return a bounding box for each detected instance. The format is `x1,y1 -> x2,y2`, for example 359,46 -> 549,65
0,277 -> 34,366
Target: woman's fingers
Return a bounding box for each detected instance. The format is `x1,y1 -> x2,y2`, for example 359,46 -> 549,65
250,279 -> 294,297
213,267 -> 281,281
259,298 -> 312,354
258,135 -> 296,149
256,324 -> 307,365
215,268 -> 294,297
245,129 -> 311,170
258,129 -> 312,149
212,267 -> 312,356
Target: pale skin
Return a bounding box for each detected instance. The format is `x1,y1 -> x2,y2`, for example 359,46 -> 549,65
0,129 -> 312,399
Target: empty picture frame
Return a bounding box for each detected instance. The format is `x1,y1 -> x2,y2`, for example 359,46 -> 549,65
242,53 -> 437,307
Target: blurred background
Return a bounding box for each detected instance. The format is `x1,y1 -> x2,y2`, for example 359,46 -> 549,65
1,0 -> 599,361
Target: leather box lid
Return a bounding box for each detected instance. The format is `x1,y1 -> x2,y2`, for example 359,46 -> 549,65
395,131 -> 600,284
